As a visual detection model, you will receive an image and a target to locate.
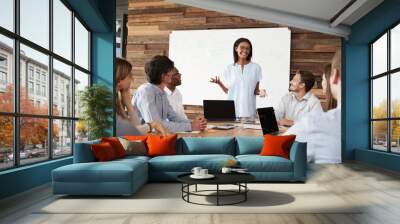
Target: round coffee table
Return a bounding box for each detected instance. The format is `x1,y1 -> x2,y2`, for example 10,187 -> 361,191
177,173 -> 255,206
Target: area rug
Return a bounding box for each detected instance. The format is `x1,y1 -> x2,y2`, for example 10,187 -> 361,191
37,183 -> 361,214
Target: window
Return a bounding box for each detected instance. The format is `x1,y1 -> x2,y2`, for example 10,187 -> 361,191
0,54 -> 8,87
53,0 -> 72,60
0,70 -> 7,87
36,83 -> 40,95
371,23 -> 400,154
0,0 -> 91,170
0,35 -> 13,113
42,85 -> 46,97
0,54 -> 7,67
0,0 -> 14,32
41,73 -> 46,83
35,70 -> 41,81
75,17 -> 90,70
28,67 -> 34,80
53,59 -> 71,117
20,0 -> 49,49
28,81 -> 34,94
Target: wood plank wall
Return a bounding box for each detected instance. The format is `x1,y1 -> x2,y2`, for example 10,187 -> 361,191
127,0 -> 341,118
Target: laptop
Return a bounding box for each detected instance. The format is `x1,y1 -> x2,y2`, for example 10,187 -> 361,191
203,100 -> 236,121
257,107 -> 279,135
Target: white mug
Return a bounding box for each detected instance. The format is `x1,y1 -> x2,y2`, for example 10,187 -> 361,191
191,167 -> 202,176
200,169 -> 208,176
221,167 -> 232,174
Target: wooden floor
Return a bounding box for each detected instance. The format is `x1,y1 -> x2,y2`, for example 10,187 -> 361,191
1,162 -> 400,224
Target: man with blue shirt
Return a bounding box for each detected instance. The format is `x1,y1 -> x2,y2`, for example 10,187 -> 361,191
133,55 -> 207,133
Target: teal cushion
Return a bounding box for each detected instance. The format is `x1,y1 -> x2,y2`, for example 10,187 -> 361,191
236,155 -> 293,172
236,137 -> 263,155
73,139 -> 101,163
148,154 -> 235,172
117,155 -> 150,163
52,159 -> 147,183
177,137 -> 235,155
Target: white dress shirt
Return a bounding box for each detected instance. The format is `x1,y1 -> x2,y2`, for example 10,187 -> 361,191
164,87 -> 188,120
223,62 -> 262,118
275,91 -> 322,122
133,83 -> 191,132
285,107 -> 342,164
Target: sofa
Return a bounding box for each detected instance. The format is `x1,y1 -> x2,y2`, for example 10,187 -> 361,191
52,137 -> 307,196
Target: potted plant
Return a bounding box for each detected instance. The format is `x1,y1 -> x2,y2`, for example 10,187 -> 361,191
79,84 -> 113,140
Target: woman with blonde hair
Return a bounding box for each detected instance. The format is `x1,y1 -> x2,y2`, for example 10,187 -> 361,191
116,58 -> 170,135
322,64 -> 337,110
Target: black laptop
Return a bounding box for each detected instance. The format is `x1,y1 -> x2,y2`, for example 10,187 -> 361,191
257,107 -> 279,135
203,100 -> 236,121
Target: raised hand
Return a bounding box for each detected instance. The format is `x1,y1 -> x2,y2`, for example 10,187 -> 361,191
210,76 -> 221,85
210,76 -> 228,94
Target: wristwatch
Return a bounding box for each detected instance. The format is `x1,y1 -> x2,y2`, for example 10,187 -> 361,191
146,123 -> 153,133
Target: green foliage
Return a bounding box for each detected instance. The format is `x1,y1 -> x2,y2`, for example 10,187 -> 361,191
79,84 -> 113,140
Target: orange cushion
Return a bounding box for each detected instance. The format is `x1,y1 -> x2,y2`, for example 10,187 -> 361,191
146,134 -> 177,157
124,135 -> 148,142
91,142 -> 118,161
259,134 -> 296,159
101,137 -> 126,158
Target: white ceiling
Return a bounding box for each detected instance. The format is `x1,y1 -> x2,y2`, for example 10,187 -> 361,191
116,0 -> 128,21
227,0 -> 352,23
170,0 -> 384,38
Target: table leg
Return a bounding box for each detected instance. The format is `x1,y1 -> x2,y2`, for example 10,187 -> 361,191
245,183 -> 247,201
195,184 -> 197,192
187,184 -> 190,202
217,184 -> 219,206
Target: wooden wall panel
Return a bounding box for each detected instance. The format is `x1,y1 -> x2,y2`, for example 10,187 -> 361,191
127,0 -> 341,113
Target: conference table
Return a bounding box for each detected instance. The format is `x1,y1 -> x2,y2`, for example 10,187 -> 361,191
177,122 -> 288,138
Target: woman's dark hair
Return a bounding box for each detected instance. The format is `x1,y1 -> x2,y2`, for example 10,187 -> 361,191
323,64 -> 337,110
145,55 -> 174,85
233,38 -> 252,63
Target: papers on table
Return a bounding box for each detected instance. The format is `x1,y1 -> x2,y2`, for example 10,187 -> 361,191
242,124 -> 262,130
207,124 -> 236,130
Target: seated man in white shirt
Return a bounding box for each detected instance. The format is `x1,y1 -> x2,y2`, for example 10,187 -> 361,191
285,51 -> 341,164
275,70 -> 323,127
164,67 -> 188,120
133,55 -> 207,133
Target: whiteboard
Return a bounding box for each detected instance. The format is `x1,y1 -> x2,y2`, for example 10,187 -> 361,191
169,28 -> 291,108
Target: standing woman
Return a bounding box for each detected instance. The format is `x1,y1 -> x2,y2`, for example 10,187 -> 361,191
210,38 -> 264,120
116,58 -> 170,136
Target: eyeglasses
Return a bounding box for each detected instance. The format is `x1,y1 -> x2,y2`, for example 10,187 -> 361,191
238,46 -> 251,51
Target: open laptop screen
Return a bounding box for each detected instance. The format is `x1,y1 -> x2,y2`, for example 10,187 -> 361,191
257,107 -> 279,135
203,100 -> 236,121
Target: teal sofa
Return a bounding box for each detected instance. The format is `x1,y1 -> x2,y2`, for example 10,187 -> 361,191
52,137 -> 307,196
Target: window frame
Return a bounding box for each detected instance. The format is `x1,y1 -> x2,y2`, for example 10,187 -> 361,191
370,20 -> 400,154
0,0 -> 92,171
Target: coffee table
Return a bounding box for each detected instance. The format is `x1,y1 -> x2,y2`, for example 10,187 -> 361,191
177,173 -> 255,206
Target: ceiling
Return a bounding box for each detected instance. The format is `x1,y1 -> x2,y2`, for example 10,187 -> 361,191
116,0 -> 128,21
169,0 -> 384,38
117,0 -> 384,37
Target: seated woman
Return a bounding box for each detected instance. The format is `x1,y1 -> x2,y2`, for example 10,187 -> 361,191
116,58 -> 170,136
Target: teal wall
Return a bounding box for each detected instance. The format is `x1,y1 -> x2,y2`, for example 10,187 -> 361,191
0,0 -> 115,200
0,158 -> 72,199
344,0 -> 400,170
